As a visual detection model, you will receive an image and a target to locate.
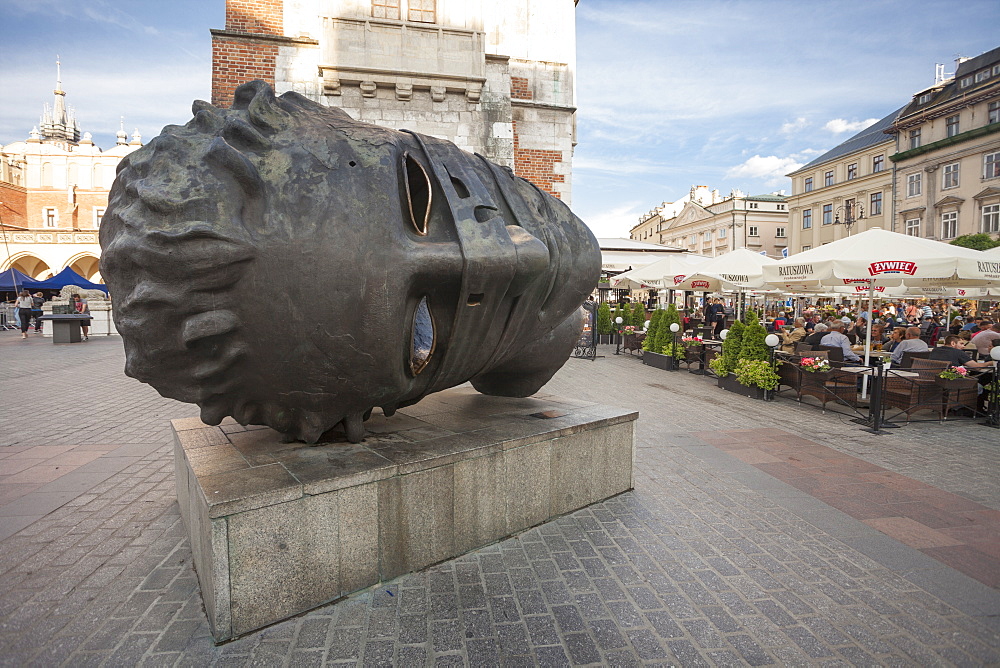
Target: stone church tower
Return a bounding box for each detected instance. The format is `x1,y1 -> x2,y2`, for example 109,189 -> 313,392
210,0 -> 577,201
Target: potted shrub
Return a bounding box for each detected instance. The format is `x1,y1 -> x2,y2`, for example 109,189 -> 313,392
734,359 -> 780,400
596,302 -> 612,344
658,304 -> 683,370
631,302 -> 646,329
643,309 -> 663,350
739,310 -> 769,364
713,308 -> 777,398
713,318 -> 744,386
642,307 -> 678,370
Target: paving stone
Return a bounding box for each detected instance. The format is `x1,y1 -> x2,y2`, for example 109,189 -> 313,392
2,340 -> 1000,665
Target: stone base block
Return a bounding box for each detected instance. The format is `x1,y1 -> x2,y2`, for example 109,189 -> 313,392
173,387 -> 636,642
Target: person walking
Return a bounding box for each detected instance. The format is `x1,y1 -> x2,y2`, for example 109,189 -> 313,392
12,289 -> 34,339
31,292 -> 44,333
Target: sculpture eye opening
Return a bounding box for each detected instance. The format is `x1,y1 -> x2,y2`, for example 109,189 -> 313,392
410,296 -> 435,375
403,153 -> 431,236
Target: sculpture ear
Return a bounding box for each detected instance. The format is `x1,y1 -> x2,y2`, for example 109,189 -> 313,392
403,152 -> 431,236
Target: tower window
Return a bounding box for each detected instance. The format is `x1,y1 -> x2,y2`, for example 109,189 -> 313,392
407,0 -> 435,23
372,0 -> 400,19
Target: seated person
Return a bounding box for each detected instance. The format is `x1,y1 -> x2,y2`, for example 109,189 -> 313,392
780,318 -> 807,353
868,323 -> 887,346
972,322 -> 1000,357
838,317 -> 859,344
961,317 -> 982,332
883,326 -> 907,353
803,322 -> 829,346
929,335 -> 996,371
889,326 -> 929,365
819,321 -> 861,363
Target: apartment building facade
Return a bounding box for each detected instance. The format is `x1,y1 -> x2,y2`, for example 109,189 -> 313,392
631,187 -> 789,258
888,47 -> 1000,242
785,110 -> 898,253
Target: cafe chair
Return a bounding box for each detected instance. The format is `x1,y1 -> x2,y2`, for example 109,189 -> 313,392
817,345 -> 845,364
883,359 -> 949,422
793,352 -> 857,411
622,332 -> 644,356
897,350 -> 930,370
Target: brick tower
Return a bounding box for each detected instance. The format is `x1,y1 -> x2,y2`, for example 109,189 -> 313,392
210,0 -> 577,201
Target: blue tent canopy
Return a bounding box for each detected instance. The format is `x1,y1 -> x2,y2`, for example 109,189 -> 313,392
30,267 -> 109,293
0,268 -> 46,291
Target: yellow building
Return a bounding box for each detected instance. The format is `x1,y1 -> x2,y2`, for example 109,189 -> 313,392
786,109 -> 898,253
633,186 -> 789,258
887,48 -> 1000,241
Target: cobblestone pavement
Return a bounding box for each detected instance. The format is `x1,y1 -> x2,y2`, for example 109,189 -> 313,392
1,332 -> 999,666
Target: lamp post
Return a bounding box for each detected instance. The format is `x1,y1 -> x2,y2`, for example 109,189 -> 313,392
614,316 -> 624,355
669,322 -> 680,371
833,201 -> 865,235
982,346 -> 1000,428
764,333 -> 780,401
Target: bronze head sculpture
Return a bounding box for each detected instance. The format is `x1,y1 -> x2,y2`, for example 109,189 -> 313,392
100,80 -> 600,444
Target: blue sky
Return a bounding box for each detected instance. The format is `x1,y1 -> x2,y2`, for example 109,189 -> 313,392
2,0 -> 999,238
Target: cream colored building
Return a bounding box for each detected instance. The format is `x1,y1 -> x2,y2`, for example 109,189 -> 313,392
785,110 -> 898,253
212,0 -> 578,201
632,186 -> 789,258
887,48 -> 1000,242
1,65 -> 142,281
630,186 -> 722,244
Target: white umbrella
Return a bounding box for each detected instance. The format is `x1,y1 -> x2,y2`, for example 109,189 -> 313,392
666,248 -> 780,319
610,253 -> 710,290
764,227 -> 1000,377
671,248 -> 780,292
763,227 -> 1000,289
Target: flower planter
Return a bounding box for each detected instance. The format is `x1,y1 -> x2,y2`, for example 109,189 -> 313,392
717,373 -> 767,400
935,377 -> 977,390
643,351 -> 678,371
683,346 -> 703,366
800,369 -> 832,390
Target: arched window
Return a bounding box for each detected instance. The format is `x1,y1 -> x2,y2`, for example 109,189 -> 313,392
41,162 -> 53,187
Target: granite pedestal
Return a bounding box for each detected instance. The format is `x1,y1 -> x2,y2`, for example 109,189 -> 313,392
173,387 -> 637,642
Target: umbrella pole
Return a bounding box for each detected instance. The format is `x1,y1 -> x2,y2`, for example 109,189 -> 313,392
861,283 -> 875,399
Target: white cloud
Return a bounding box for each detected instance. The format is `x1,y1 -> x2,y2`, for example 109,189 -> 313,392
725,155 -> 804,186
780,118 -> 808,134
823,118 -> 880,134
579,202 -> 644,239
573,156 -> 669,176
